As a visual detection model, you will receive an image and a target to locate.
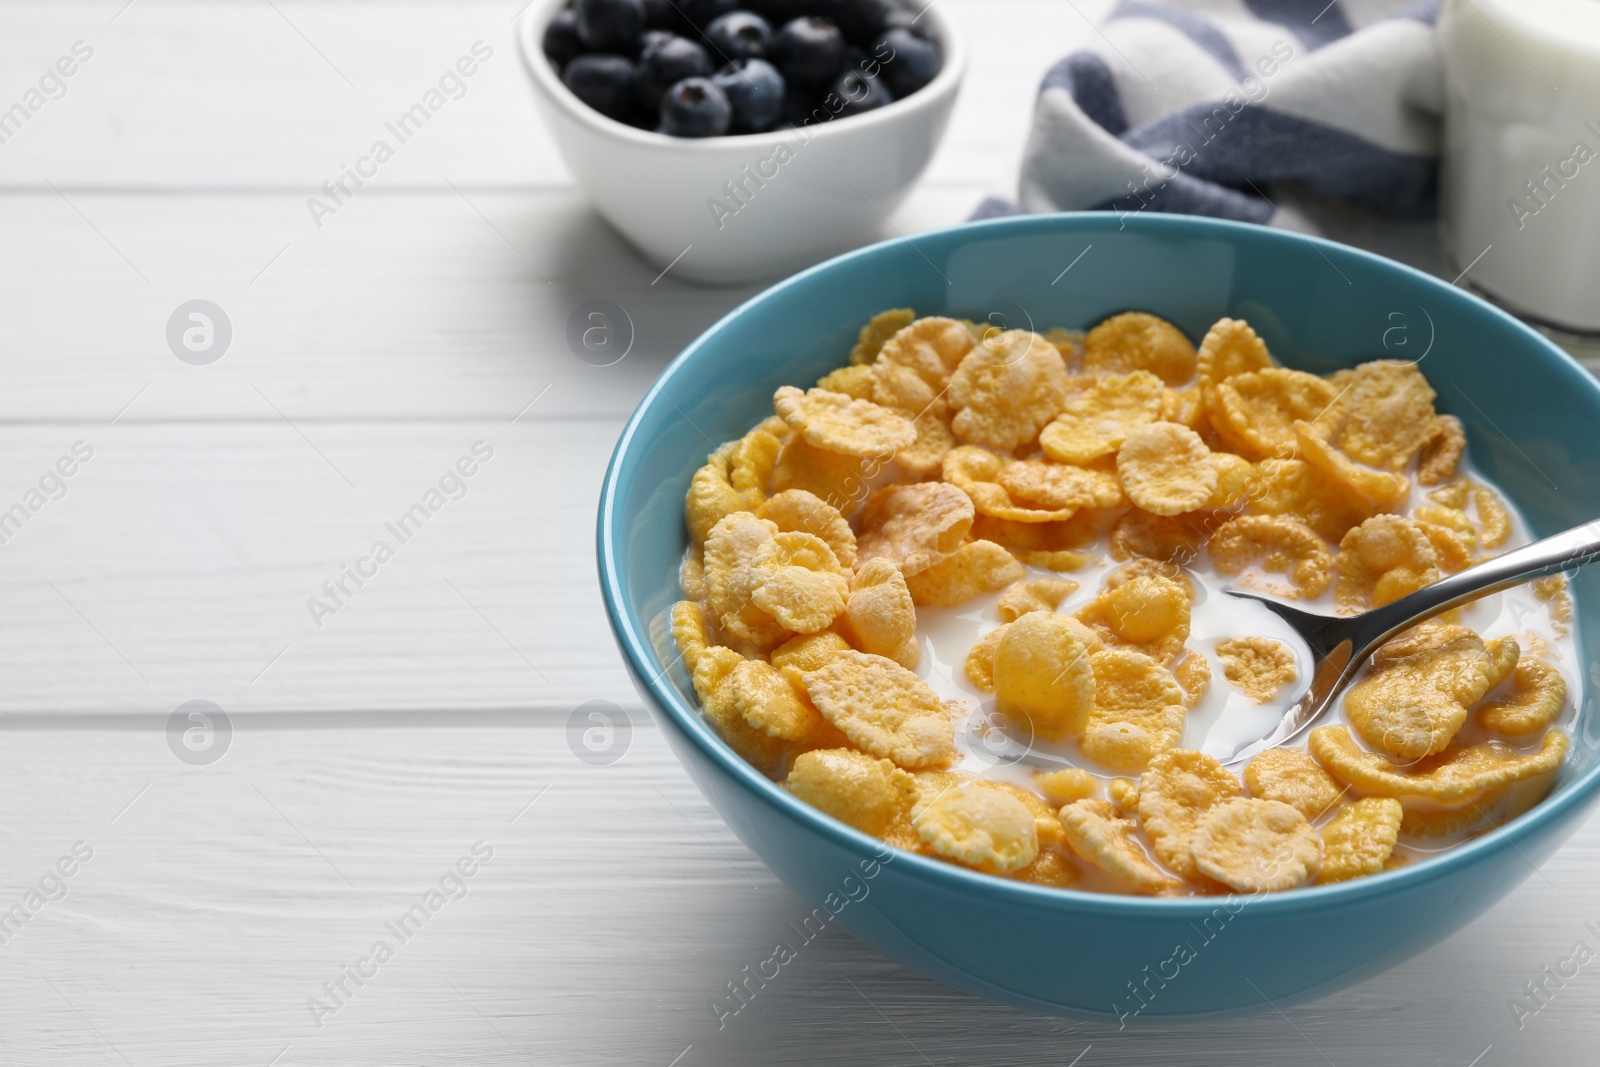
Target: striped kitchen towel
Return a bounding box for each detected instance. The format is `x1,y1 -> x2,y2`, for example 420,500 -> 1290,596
976,1 -> 1443,226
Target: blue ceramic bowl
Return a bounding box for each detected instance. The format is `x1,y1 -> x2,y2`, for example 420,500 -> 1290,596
597,213 -> 1600,1018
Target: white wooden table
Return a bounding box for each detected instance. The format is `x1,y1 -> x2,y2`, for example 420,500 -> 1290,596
2,2 -> 1597,1063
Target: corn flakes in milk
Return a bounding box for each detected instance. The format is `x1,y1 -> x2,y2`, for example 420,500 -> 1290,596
673,309 -> 1572,897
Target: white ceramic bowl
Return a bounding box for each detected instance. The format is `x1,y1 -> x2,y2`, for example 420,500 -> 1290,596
516,0 -> 965,285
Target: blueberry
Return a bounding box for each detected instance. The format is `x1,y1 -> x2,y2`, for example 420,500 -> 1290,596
542,9 -> 586,70
883,8 -> 936,41
661,77 -> 734,136
770,17 -> 844,91
820,0 -> 893,44
875,27 -> 938,98
705,12 -> 772,61
575,0 -> 645,53
714,58 -> 785,131
680,0 -> 738,26
831,67 -> 892,116
642,0 -> 677,27
639,28 -> 677,53
563,54 -> 639,122
636,34 -> 713,112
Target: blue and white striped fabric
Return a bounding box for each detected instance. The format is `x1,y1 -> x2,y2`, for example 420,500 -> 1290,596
976,1 -> 1444,227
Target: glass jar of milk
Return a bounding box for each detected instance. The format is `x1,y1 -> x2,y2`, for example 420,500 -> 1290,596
1439,0 -> 1600,334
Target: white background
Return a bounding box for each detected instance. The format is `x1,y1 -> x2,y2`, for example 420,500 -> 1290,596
0,1 -> 1596,1064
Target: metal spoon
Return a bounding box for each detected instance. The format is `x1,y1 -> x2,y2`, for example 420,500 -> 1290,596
967,518 -> 1600,772
1218,516 -> 1600,766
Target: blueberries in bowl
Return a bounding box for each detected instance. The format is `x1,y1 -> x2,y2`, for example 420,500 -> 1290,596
636,34 -> 713,112
575,0 -> 646,53
661,77 -> 734,137
714,58 -> 785,132
544,0 -> 942,138
705,11 -> 772,62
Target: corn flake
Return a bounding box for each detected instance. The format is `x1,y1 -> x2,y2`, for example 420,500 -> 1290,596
1197,317 -> 1274,408
1117,421 -> 1218,516
913,783 -> 1040,873
904,539 -> 1025,607
687,455 -> 749,544
1209,515 -> 1333,600
1011,848 -> 1082,888
850,308 -> 917,366
1335,515 -> 1439,611
1109,778 -> 1139,813
1207,452 -> 1257,510
1075,574 -> 1191,665
1248,457 -> 1372,544
1040,370 -> 1165,463
1136,749 -> 1243,881
1211,369 -> 1340,459
816,363 -> 876,399
773,386 -> 916,460
1417,415 -> 1465,486
870,316 -> 974,411
1480,657 -> 1566,736
1294,420 -> 1410,510
1191,797 -> 1321,893
1317,797 -> 1402,884
963,624 -> 1006,692
944,446 -> 1075,523
680,544 -> 706,601
1084,311 -> 1197,385
1412,504 -> 1477,573
1334,361 -> 1438,471
856,481 -> 975,576
1035,767 -> 1098,806
729,427 -> 783,504
1243,748 -> 1345,821
1109,509 -> 1215,564
842,556 -> 920,669
802,650 -> 956,769
1217,637 -> 1298,703
671,600 -> 712,674
732,658 -> 829,742
694,646 -> 789,775
1345,624 -> 1499,759
757,489 -> 858,571
948,330 -> 1070,450
771,436 -> 869,510
895,409 -> 957,478
771,631 -> 852,673
1173,650 -> 1211,710
786,748 -> 921,850
749,531 -> 850,634
993,612 -> 1096,741
1310,724 -> 1569,802
704,512 -> 790,651
1058,799 -> 1182,894
1082,648 -> 1187,771
997,577 -> 1079,622
1106,559 -> 1194,599
1474,484 -> 1511,549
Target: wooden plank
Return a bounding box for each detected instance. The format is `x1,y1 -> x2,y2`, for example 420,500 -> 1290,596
0,421 -> 646,714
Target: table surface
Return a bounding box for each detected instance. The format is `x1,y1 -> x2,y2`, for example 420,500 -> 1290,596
4,2 -> 1598,1064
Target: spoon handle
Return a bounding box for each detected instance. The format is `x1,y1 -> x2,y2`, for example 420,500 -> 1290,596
1354,516 -> 1600,653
